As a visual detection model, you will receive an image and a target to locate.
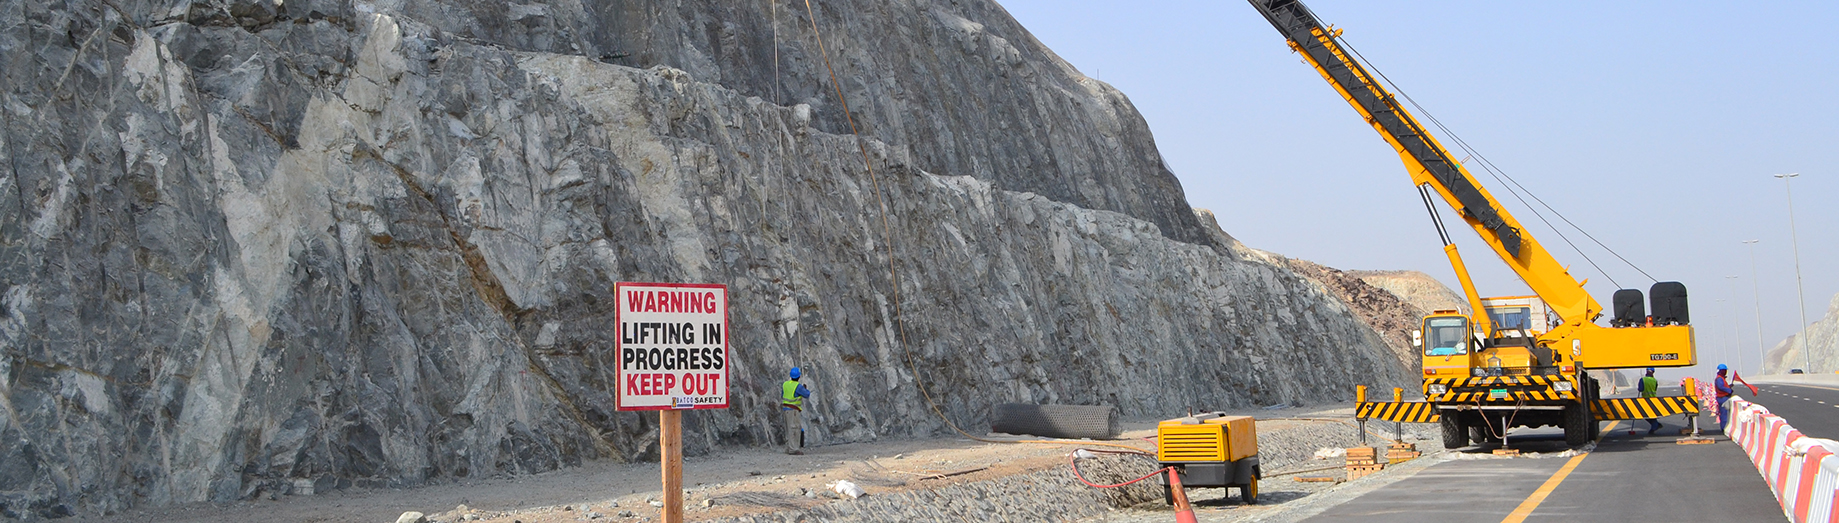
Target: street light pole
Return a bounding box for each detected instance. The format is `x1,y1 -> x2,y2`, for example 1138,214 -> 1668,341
1744,240 -> 1764,373
1727,275 -> 1742,374
1715,297 -> 1730,371
1774,173 -> 1811,373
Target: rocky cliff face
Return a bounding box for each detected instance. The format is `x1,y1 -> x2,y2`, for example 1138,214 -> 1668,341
0,0 -> 1409,517
1348,270 -> 1470,315
595,0 -> 1218,248
1274,259 -> 1425,369
1764,292 -> 1839,374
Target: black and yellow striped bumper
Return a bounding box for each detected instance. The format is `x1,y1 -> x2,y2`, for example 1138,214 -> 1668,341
1355,401 -> 1440,423
1591,396 -> 1700,421
1424,375 -> 1579,403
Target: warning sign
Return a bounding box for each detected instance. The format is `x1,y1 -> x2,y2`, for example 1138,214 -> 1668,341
615,282 -> 728,411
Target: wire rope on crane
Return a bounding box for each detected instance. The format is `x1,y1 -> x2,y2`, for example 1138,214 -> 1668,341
1307,11 -> 1661,289
1340,38 -> 1624,289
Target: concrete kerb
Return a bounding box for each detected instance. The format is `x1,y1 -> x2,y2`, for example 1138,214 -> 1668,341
1726,396 -> 1839,522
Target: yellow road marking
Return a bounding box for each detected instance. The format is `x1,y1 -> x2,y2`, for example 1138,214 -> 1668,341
1499,421 -> 1620,523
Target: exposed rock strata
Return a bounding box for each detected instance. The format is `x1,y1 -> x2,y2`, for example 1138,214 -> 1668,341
1349,269 -> 1470,315
0,0 -> 1409,516
1281,260 -> 1426,369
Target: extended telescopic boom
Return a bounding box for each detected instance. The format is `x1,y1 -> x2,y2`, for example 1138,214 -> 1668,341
1247,0 -> 1600,325
1248,0 -> 1695,370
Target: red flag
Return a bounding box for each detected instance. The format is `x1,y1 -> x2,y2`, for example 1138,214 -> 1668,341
1732,372 -> 1760,396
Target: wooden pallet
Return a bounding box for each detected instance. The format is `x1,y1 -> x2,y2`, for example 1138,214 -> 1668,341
1386,443 -> 1420,463
1345,446 -> 1379,466
1346,463 -> 1385,480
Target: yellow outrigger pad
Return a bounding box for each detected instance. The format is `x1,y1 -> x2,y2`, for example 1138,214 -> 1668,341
1591,396 -> 1700,421
1355,401 -> 1440,423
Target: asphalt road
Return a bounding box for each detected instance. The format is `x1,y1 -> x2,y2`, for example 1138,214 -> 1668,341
1750,383 -> 1839,440
1304,386 -> 1782,522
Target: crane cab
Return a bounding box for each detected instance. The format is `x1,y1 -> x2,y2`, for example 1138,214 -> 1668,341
1416,297 -> 1566,380
1417,312 -> 1474,378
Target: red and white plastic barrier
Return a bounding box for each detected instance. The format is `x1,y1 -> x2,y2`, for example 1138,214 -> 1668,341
1726,396 -> 1839,522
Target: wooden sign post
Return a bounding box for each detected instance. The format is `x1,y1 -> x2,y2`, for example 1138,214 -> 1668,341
661,410 -> 682,523
614,283 -> 729,523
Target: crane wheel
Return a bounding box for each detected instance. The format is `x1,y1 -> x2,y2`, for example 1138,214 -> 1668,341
1563,401 -> 1592,447
1440,414 -> 1469,448
1585,377 -> 1602,441
1470,425 -> 1502,444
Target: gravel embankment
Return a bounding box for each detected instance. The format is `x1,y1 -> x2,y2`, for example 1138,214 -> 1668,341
704,454 -> 1163,523
707,405 -> 1451,523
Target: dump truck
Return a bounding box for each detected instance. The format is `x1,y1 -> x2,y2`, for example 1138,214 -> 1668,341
1248,0 -> 1702,448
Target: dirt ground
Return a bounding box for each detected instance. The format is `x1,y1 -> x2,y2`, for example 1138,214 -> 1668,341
79,405 -> 1425,523
81,428 -> 1158,523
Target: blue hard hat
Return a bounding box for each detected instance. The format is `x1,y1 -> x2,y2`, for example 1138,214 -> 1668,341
1646,367 -> 1655,373
790,367 -> 802,379
1717,364 -> 1728,371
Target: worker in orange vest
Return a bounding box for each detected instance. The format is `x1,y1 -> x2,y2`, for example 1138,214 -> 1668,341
1713,364 -> 1734,430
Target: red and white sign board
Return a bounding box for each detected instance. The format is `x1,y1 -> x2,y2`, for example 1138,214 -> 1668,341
615,282 -> 729,411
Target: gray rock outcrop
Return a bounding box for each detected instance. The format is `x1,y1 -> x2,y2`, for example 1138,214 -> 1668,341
596,0 -> 1219,248
0,0 -> 1409,517
1279,259 -> 1429,369
1764,292 -> 1839,374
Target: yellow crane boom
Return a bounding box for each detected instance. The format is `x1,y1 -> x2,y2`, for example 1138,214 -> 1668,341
1247,0 -> 1694,370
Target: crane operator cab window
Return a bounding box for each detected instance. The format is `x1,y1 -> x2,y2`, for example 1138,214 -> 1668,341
1423,317 -> 1470,356
1489,307 -> 1532,333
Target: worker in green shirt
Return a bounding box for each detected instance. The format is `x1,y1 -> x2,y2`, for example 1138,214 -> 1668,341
1640,368 -> 1662,435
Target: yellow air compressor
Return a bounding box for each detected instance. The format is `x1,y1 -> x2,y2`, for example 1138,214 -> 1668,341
1157,412 -> 1260,504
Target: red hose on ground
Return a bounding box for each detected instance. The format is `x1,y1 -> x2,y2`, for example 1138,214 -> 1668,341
1069,449 -> 1196,522
1070,460 -> 1172,489
1067,448 -> 1163,488
1079,448 -> 1157,457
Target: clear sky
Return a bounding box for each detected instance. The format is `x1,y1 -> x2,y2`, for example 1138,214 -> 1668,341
997,0 -> 1836,378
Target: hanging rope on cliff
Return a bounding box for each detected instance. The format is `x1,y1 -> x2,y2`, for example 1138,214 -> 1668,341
771,0 -> 781,105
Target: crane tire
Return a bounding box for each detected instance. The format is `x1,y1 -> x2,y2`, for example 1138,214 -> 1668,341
1563,402 -> 1592,447
1441,414 -> 1469,449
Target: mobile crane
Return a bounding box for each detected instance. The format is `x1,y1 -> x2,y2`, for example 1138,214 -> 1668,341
1247,0 -> 1701,448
